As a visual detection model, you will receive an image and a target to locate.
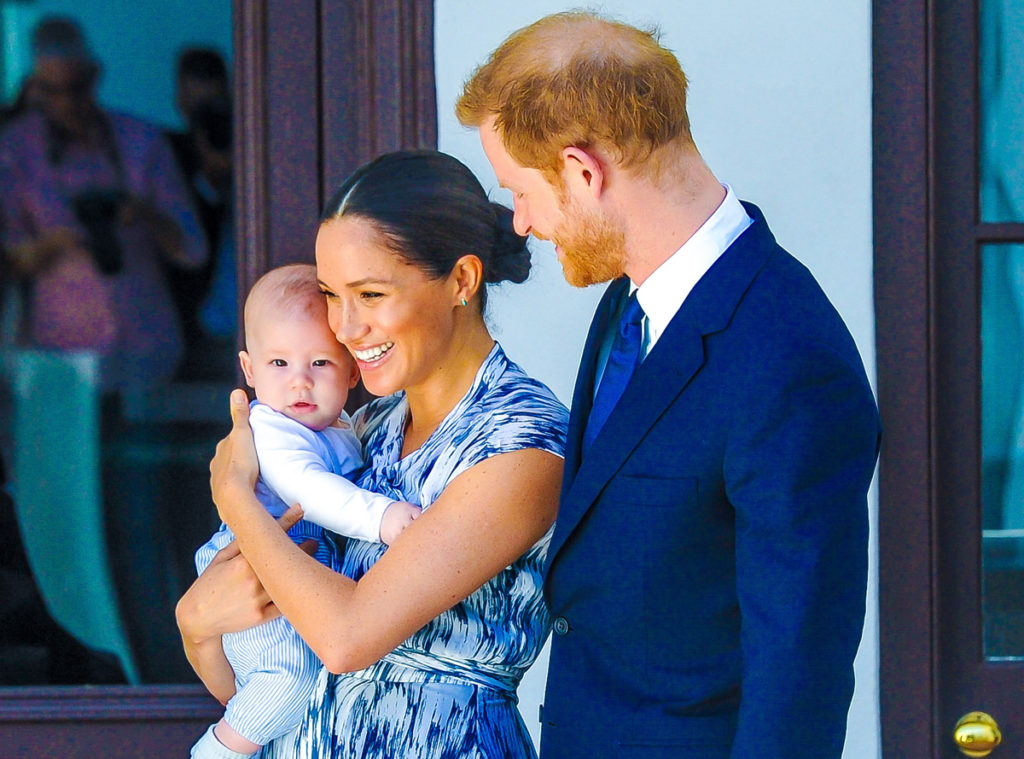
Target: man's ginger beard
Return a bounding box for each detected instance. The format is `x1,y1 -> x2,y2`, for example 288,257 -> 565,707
553,186 -> 627,288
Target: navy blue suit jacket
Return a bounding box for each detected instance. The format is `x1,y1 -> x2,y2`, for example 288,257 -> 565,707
539,204 -> 881,759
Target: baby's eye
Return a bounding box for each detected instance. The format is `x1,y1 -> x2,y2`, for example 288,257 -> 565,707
312,359 -> 330,367
271,359 -> 287,367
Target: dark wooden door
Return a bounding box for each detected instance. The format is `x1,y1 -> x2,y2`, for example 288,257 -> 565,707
877,1 -> 1024,756
0,1 -> 434,754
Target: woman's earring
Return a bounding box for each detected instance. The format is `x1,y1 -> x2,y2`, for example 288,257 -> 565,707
461,298 -> 468,307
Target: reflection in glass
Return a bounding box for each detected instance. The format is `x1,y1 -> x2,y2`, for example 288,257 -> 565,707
0,2 -> 233,685
979,0 -> 1024,222
982,244 -> 1024,658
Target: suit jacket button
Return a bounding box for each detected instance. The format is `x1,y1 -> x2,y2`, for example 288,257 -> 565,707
553,616 -> 570,635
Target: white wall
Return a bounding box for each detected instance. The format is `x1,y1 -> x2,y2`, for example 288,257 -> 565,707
436,2 -> 879,758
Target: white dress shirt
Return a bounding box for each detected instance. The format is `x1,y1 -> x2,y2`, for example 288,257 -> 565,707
593,185 -> 753,395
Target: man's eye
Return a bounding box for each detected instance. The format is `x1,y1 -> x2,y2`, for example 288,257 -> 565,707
360,291 -> 383,301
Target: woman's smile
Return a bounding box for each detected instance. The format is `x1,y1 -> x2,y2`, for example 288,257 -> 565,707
352,341 -> 395,363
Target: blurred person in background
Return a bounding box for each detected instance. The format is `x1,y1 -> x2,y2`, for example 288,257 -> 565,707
165,47 -> 236,379
0,15 -> 207,395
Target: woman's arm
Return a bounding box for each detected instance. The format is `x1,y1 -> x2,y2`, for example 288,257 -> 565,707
212,389 -> 563,674
175,503 -> 308,699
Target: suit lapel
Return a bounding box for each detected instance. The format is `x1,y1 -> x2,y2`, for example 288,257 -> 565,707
547,203 -> 778,566
561,278 -> 629,487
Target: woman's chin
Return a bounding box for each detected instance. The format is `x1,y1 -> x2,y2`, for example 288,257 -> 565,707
358,368 -> 399,398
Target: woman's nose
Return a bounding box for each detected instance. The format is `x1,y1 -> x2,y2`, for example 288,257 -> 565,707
327,299 -> 369,344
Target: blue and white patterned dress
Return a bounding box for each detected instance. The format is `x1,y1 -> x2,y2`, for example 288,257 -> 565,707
262,344 -> 568,759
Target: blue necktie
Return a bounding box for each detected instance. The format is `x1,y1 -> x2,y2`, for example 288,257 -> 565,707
583,291 -> 645,451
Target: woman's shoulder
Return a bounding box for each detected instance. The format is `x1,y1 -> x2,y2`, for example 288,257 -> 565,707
460,345 -> 569,455
482,346 -> 567,416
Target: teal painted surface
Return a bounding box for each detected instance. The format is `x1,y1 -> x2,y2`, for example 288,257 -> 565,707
7,349 -> 140,684
2,0 -> 231,128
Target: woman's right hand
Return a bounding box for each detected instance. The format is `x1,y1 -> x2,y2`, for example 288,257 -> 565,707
177,539 -> 280,645
177,504 -> 309,642
177,499 -> 311,700
175,538 -> 280,703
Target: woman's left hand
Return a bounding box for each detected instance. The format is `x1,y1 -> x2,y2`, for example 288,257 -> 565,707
210,389 -> 260,526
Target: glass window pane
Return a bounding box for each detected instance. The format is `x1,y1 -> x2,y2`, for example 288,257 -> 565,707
982,243 -> 1024,658
0,1 -> 234,686
980,0 -> 1024,223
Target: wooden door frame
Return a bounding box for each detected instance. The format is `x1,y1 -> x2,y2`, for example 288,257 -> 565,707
0,1 -> 435,754
874,0 -> 935,753
874,0 -> 1024,755
235,0 -> 436,286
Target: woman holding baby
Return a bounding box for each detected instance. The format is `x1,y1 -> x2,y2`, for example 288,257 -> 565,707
176,149 -> 567,758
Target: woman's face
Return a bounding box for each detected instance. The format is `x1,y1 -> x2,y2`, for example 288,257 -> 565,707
315,216 -> 457,398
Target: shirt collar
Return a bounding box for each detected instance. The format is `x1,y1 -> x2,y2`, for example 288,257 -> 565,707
634,184 -> 752,349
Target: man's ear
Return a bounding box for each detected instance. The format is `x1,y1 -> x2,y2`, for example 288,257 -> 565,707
238,350 -> 256,388
561,146 -> 606,200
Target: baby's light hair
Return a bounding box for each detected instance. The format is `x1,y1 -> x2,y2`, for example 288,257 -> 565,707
243,264 -> 328,348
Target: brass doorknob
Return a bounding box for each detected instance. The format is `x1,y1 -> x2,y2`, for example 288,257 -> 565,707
954,712 -> 1002,757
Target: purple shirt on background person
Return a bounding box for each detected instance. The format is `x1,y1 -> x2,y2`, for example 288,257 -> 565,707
0,108 -> 207,391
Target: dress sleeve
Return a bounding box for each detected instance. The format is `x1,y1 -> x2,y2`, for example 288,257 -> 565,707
444,377 -> 569,483
251,407 -> 395,543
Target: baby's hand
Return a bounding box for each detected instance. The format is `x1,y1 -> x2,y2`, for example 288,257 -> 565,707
379,501 -> 422,545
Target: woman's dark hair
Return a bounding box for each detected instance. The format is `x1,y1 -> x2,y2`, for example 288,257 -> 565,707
321,150 -> 530,309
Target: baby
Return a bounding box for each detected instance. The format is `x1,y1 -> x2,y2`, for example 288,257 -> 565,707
191,264 -> 420,758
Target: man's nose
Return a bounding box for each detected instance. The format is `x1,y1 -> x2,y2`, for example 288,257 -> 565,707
512,198 -> 531,237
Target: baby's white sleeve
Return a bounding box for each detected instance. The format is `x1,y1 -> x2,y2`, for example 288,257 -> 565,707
251,408 -> 394,543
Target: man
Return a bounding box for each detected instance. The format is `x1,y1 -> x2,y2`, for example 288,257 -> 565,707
457,11 -> 881,759
0,16 -> 206,392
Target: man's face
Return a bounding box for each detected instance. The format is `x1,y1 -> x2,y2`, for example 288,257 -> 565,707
33,57 -> 97,137
550,187 -> 627,288
478,118 -> 563,241
479,117 -> 626,287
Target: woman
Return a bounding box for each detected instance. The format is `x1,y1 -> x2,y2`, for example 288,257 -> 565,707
177,150 -> 568,758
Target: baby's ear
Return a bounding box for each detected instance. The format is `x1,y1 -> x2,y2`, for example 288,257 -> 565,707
238,350 -> 256,388
346,356 -> 360,389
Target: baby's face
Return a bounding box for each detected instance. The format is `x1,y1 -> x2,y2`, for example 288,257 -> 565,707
240,312 -> 358,431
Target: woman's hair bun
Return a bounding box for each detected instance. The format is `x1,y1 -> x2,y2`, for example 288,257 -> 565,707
486,202 -> 531,285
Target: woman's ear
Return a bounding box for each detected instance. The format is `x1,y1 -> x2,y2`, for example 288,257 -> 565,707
452,254 -> 484,307
561,146 -> 605,200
